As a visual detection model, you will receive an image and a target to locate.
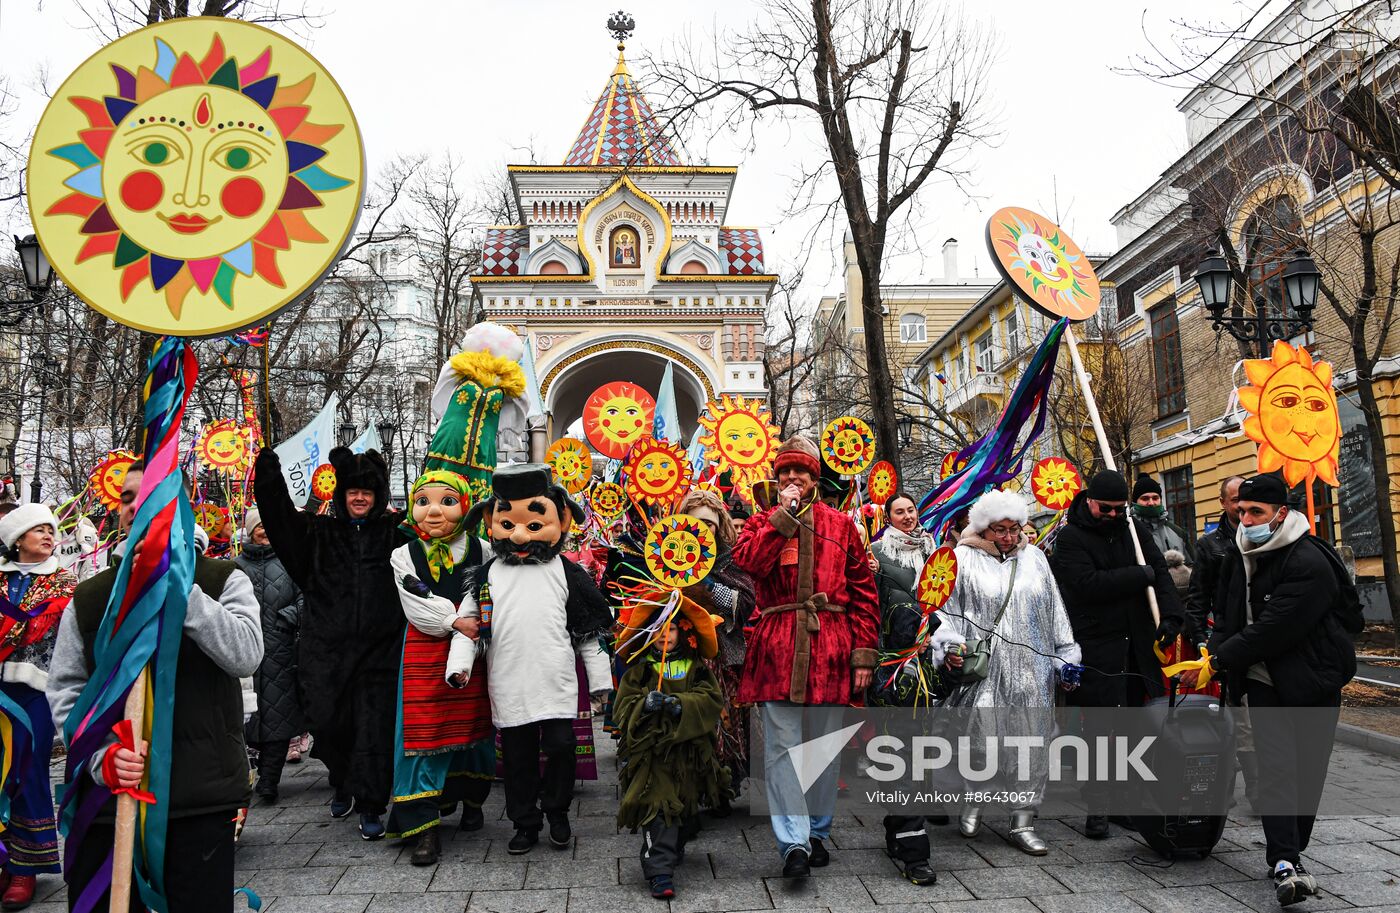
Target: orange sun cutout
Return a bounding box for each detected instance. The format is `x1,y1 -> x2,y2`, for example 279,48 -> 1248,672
310,462 -> 336,501
623,436 -> 692,508
546,437 -> 593,494
196,419 -> 254,475
588,482 -> 628,519
868,461 -> 898,505
915,546 -> 959,612
583,381 -> 656,460
698,394 -> 779,475
1030,457 -> 1083,510
1238,340 -> 1340,487
89,449 -> 138,511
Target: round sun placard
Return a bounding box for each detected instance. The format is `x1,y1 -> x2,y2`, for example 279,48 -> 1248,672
986,207 -> 1100,322
588,481 -> 628,519
644,514 -> 716,589
28,18 -> 364,337
196,418 -> 254,475
698,394 -> 779,476
1238,340 -> 1341,486
915,546 -> 959,612
868,460 -> 898,505
193,501 -> 228,538
821,416 -> 875,476
1030,457 -> 1083,510
623,436 -> 692,508
582,381 -> 656,460
545,437 -> 593,494
309,462 -> 337,501
89,449 -> 138,511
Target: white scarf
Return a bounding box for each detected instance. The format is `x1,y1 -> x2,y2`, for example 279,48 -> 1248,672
0,555 -> 59,576
876,526 -> 935,570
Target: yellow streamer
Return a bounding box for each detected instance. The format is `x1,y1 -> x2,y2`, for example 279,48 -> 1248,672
1161,647 -> 1217,690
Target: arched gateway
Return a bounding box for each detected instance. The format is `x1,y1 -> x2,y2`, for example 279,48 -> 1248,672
471,19 -> 775,447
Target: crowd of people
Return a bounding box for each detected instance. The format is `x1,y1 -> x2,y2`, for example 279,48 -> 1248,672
0,432 -> 1359,911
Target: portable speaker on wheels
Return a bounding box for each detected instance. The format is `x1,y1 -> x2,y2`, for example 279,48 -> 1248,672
1128,686 -> 1236,859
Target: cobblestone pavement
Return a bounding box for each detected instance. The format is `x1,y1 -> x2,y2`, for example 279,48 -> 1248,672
28,726 -> 1400,912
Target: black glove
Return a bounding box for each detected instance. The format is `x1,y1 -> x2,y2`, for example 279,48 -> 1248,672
1141,565 -> 1158,586
255,446 -> 280,470
1154,615 -> 1184,647
663,694 -> 682,718
402,575 -> 433,599
643,690 -> 667,714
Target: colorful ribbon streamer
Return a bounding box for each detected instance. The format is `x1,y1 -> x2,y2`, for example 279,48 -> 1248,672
919,318 -> 1068,535
58,336 -> 198,913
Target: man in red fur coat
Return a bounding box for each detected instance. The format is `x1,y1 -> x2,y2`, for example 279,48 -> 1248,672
733,435 -> 879,879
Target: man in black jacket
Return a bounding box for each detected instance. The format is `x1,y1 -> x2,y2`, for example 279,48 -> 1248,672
1194,473 -> 1355,906
253,446 -> 407,840
1183,475 -> 1244,644
1049,470 -> 1184,839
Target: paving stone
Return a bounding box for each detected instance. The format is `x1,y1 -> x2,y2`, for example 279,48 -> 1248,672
1030,891 -> 1151,913
1045,860 -> 1160,893
309,841 -> 405,867
1124,884 -> 1253,913
764,873 -> 873,908
947,866 -> 1068,900
1323,869 -> 1400,907
1127,856 -> 1253,887
1302,840 -> 1400,873
235,841 -> 320,871
245,865 -> 348,897
334,863 -> 436,894
365,893 -> 470,913
236,823 -> 305,846
1213,877 -> 1354,913
429,860 -> 528,892
933,899 -> 1036,913
466,889 -> 571,912
523,855 -> 620,888
1307,817 -> 1396,844
860,870 -> 974,904
666,876 -> 773,913
266,897 -> 371,913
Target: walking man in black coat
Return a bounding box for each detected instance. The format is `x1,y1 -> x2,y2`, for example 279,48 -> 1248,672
254,446 -> 407,840
1187,473 -> 1356,906
1049,469 -> 1184,840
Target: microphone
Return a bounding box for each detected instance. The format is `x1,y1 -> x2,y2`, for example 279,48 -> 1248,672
789,498 -> 799,512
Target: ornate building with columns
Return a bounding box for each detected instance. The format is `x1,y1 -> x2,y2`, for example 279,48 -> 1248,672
471,24 -> 775,442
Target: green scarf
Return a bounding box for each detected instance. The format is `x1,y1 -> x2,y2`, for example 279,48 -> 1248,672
402,470 -> 474,581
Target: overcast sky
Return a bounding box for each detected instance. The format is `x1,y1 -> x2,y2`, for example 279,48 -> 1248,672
0,0 -> 1263,300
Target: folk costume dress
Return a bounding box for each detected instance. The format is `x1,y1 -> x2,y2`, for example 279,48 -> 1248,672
0,556 -> 76,876
425,348 -> 527,506
386,472 -> 495,839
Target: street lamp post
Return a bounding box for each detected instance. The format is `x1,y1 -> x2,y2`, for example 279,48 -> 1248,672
376,419 -> 400,504
337,421 -> 356,448
30,354 -> 60,503
6,235 -> 54,326
897,415 -> 914,449
1193,248 -> 1321,358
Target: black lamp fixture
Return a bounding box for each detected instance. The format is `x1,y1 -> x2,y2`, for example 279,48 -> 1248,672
376,419 -> 396,450
1193,247 -> 1321,357
897,414 -> 914,449
5,235 -> 54,326
337,421 -> 356,447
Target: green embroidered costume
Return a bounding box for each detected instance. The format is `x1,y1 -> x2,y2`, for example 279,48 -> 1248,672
426,349 -> 528,503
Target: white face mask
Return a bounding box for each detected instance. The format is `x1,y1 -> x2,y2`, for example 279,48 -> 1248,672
1242,521 -> 1276,545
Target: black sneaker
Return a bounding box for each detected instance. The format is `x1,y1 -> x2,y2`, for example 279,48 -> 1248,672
782,847 -> 810,879
1294,862 -> 1319,896
648,875 -> 675,900
508,829 -> 539,855
358,813 -> 385,841
1084,815 -> 1109,839
892,856 -> 937,886
808,837 -> 830,867
1273,861 -> 1307,906
459,804 -> 485,832
548,816 -> 572,849
329,791 -> 353,819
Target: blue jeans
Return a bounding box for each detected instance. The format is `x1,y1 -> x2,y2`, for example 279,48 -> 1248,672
760,702 -> 846,859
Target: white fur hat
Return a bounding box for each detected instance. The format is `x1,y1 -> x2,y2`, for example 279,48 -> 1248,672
0,503 -> 59,549
459,322 -> 524,362
968,489 -> 1029,533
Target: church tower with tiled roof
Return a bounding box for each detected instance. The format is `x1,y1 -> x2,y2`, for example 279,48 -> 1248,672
473,12 -> 776,444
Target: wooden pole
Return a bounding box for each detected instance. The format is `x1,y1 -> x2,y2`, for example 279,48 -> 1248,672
109,668 -> 147,913
1063,328 -> 1161,626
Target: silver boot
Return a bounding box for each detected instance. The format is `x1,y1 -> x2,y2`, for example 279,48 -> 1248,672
958,806 -> 981,838
1008,809 -> 1047,856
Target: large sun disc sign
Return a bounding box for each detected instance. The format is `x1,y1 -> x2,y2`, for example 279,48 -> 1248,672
915,545 -> 958,612
1238,340 -> 1340,486
644,513 -> 716,589
28,18 -> 364,337
986,206 -> 1100,322
821,415 -> 875,476
545,437 -> 593,494
867,460 -> 897,505
623,435 -> 692,508
89,449 -> 139,511
1030,457 -> 1083,510
583,381 -> 656,460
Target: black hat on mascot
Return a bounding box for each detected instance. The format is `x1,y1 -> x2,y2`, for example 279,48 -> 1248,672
328,446 -> 389,520
466,463 -> 585,565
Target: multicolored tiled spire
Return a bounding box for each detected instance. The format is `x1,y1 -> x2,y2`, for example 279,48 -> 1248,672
563,14 -> 682,168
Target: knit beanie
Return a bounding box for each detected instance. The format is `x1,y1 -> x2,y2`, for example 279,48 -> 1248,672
1133,475 -> 1162,499
773,436 -> 821,477
243,507 -> 262,538
1086,470 -> 1129,501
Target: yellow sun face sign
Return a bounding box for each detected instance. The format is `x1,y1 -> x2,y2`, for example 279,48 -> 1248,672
28,18 -> 364,337
623,436 -> 692,508
915,546 -> 958,612
821,416 -> 875,476
1030,457 -> 1083,510
867,460 -> 898,505
546,437 -> 593,494
196,419 -> 254,475
1238,340 -> 1341,486
644,514 -> 716,589
588,482 -> 628,520
698,394 -> 779,474
89,449 -> 138,511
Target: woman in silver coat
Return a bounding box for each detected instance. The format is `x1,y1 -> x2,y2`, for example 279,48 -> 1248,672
933,489 -> 1080,856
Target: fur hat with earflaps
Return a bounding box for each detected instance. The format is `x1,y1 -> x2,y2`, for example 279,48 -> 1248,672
328,446 -> 390,519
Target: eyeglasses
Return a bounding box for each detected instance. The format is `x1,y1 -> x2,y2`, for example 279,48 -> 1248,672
986,524 -> 1021,537
1092,501 -> 1127,515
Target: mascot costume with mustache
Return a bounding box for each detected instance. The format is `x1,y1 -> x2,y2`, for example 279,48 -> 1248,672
445,463 -> 613,854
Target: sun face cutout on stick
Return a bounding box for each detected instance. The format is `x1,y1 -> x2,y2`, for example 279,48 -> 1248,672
546,437 -> 593,494
89,449 -> 139,511
868,460 -> 897,505
987,207 -> 1100,322
583,381 -> 656,460
28,18 -> 364,337
1030,457 -> 1083,510
588,481 -> 628,520
309,463 -> 337,502
623,436 -> 691,508
698,394 -> 779,476
196,418 -> 254,475
915,546 -> 958,612
1238,340 -> 1341,487
821,416 -> 876,476
644,514 -> 716,589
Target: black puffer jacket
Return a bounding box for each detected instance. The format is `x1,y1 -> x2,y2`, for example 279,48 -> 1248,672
237,542 -> 304,742
1049,492 -> 1184,696
868,544 -> 943,707
253,446 -> 407,729
1210,529 -> 1355,706
1184,512 -> 1236,645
